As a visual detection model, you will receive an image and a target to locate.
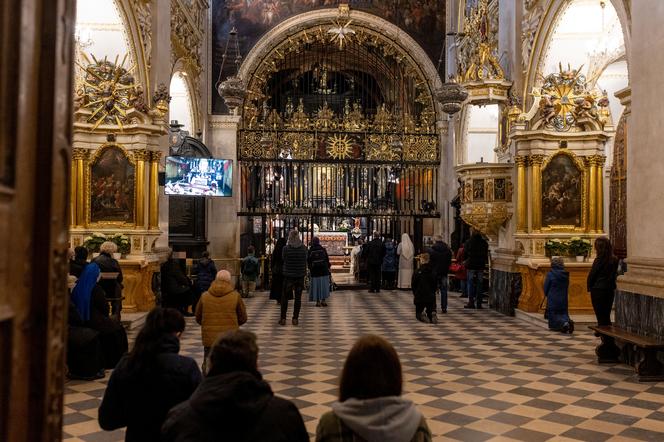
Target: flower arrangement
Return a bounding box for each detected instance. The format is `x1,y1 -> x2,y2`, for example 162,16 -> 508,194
83,232 -> 107,253
568,237 -> 592,257
82,232 -> 130,255
337,219 -> 350,232
544,237 -> 592,257
108,233 -> 131,255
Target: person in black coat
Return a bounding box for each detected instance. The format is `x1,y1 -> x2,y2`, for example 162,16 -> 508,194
193,251 -> 217,309
92,241 -> 124,318
411,253 -> 437,324
428,235 -> 452,313
99,308 -> 202,442
587,237 -> 619,326
162,330 -> 308,442
67,301 -> 105,380
71,263 -> 128,369
269,237 -> 287,304
463,229 -> 489,309
280,230 -> 308,326
161,252 -> 194,316
366,231 -> 385,293
69,246 -> 89,278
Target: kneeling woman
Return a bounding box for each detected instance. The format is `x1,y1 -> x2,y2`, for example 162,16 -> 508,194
544,257 -> 574,333
316,335 -> 432,442
71,263 -> 128,368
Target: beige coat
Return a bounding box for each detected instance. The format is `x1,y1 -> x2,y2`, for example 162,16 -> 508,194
195,280 -> 247,347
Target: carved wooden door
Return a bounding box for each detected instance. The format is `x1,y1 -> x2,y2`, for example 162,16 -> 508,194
0,0 -> 75,440
610,114 -> 627,259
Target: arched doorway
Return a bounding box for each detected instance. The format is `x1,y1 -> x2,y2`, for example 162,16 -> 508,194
235,10 -> 444,267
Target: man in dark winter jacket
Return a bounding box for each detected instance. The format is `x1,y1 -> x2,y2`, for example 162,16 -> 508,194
162,330 -> 309,442
463,229 -> 489,309
366,231 -> 385,293
411,253 -> 438,324
193,251 -> 217,309
428,235 -> 452,313
280,230 -> 308,326
161,252 -> 194,316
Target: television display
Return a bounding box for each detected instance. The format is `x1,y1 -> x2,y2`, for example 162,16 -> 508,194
165,156 -> 232,197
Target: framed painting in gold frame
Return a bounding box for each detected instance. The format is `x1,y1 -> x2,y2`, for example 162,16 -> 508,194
541,151 -> 586,231
87,143 -> 136,226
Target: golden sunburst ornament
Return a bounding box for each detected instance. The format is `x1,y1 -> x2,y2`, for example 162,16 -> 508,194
327,134 -> 353,159
77,53 -> 138,131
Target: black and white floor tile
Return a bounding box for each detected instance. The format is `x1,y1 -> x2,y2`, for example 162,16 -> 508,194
63,290 -> 664,441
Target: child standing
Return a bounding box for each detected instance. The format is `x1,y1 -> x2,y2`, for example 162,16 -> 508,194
240,245 -> 260,298
544,257 -> 574,333
412,253 -> 438,324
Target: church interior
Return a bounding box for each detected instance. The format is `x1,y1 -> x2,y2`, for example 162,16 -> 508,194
1,0 -> 664,440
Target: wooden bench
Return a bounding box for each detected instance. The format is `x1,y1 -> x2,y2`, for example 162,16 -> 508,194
589,325 -> 664,382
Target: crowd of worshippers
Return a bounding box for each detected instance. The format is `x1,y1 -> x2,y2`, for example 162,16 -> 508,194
97,308 -> 433,442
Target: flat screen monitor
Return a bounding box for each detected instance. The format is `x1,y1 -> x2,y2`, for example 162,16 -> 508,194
165,156 -> 233,197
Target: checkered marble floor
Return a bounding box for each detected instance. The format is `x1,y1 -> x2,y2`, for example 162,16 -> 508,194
63,290 -> 664,441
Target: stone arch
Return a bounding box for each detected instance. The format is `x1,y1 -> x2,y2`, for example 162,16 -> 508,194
522,0 -> 631,109
114,0 -> 151,104
171,58 -> 203,135
238,9 -> 444,117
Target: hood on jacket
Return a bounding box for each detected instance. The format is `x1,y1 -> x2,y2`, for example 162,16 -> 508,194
331,396 -> 422,442
548,265 -> 569,283
190,371 -> 272,424
206,279 -> 236,297
432,242 -> 448,253
199,257 -> 212,267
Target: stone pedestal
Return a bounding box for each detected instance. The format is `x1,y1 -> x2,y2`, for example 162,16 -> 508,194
491,249 -> 522,315
517,259 -> 593,315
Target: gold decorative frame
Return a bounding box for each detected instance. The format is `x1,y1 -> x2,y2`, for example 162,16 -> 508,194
540,149 -> 588,232
85,142 -> 138,227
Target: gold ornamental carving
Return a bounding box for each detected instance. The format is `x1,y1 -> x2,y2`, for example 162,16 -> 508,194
402,135 -> 438,162
76,54 -> 142,131
532,64 -> 610,132
327,134 -> 353,159
279,132 -> 314,160
458,0 -> 504,82
366,135 -> 401,161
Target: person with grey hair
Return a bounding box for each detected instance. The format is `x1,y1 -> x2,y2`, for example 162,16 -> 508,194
280,230 -> 308,325
162,330 -> 309,441
544,256 -> 573,333
92,241 -> 124,318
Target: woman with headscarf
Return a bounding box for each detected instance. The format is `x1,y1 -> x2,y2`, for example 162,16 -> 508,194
308,236 -> 331,307
587,237 -> 619,326
270,237 -> 288,304
397,233 -> 415,289
71,263 -> 128,368
69,246 -> 89,278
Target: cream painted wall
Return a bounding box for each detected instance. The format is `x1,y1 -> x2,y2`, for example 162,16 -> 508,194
627,1 -> 664,261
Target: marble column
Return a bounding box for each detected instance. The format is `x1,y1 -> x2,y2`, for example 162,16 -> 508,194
529,155 -> 544,231
206,115 -> 241,262
515,155 -> 527,232
617,2 -> 664,338
152,0 -> 171,249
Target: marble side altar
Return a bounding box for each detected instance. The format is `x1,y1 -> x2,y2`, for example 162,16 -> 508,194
517,259 -> 594,315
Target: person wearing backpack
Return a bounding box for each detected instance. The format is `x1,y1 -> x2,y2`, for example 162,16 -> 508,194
381,239 -> 397,290
308,237 -> 331,307
241,246 -> 260,298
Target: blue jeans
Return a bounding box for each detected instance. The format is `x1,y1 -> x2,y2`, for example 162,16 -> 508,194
467,270 -> 483,306
437,276 -> 448,311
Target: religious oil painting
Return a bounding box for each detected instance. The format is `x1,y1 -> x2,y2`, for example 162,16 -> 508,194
472,178 -> 485,201
542,154 -> 582,227
90,146 -> 135,224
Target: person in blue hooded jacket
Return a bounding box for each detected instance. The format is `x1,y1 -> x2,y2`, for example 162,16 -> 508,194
544,257 -> 574,333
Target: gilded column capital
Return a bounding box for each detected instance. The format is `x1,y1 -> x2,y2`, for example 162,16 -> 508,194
150,151 -> 162,162
72,148 -> 90,161
132,149 -> 151,162
529,154 -> 545,166
591,155 -> 606,167
514,155 -> 527,167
